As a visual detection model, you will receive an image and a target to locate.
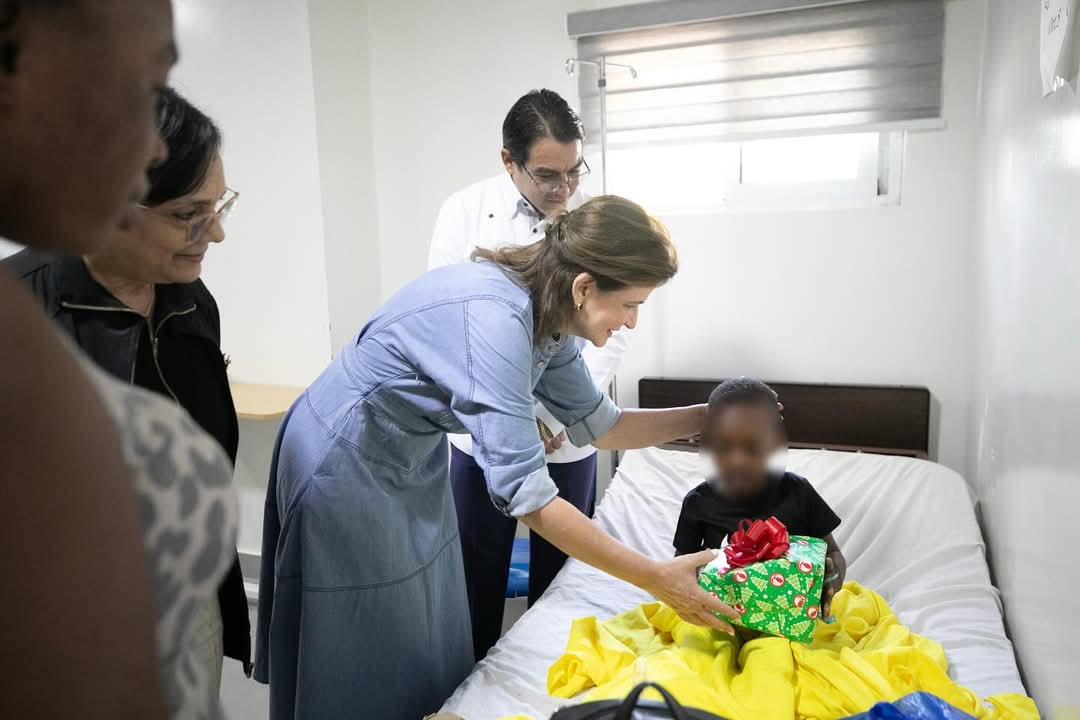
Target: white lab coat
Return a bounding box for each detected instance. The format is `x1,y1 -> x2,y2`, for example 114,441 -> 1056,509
428,172 -> 628,464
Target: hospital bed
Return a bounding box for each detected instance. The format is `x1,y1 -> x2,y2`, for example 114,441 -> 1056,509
440,378 -> 1028,719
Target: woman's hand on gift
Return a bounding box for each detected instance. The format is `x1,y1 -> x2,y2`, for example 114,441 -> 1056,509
522,501 -> 738,635
648,550 -> 739,634
821,534 -> 847,616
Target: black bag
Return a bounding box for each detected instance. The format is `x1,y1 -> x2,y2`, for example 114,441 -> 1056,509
549,682 -> 728,720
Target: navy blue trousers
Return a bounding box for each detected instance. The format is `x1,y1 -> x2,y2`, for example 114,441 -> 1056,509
450,445 -> 597,662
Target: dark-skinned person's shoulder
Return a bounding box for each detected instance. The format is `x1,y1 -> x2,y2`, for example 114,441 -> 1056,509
781,471 -> 841,539
681,479 -> 716,507
673,480 -> 715,556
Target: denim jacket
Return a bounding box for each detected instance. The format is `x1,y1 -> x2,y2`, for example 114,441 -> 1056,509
322,259 -> 622,516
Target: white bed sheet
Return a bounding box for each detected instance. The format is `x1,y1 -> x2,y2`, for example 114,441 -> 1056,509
442,447 -> 1028,719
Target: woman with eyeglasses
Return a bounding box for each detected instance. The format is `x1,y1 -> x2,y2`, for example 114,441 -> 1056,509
4,87 -> 249,690
428,89 -> 630,662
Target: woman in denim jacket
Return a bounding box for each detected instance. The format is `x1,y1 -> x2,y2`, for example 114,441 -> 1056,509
255,196 -> 737,720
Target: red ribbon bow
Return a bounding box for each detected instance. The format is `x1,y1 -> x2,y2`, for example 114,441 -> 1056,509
723,516 -> 791,568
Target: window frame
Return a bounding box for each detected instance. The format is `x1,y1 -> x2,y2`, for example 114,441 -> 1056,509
591,130 -> 905,216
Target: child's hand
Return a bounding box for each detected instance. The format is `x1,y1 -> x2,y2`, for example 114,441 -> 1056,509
820,536 -> 846,617
821,555 -> 844,616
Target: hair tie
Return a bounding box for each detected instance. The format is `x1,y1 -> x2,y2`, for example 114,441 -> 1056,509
546,212 -> 570,253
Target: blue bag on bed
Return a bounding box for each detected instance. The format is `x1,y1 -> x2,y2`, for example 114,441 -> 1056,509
843,693 -> 978,720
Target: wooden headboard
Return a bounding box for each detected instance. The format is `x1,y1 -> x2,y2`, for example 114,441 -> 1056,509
638,378 -> 931,459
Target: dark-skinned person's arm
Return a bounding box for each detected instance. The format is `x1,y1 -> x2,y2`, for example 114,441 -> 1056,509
821,533 -> 847,616
0,277 -> 165,719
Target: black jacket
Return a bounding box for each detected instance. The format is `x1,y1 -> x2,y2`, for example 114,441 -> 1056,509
4,248 -> 252,672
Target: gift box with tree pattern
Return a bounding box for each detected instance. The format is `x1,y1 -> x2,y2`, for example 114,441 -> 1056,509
697,516 -> 826,643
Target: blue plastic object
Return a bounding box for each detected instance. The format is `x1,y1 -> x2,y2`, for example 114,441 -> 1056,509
843,693 -> 978,720
506,537 -> 530,598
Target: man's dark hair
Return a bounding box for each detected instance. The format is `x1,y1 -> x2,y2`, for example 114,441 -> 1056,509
501,89 -> 584,165
145,87 -> 222,206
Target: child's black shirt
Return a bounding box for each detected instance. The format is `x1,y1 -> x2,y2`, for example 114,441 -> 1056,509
673,472 -> 840,556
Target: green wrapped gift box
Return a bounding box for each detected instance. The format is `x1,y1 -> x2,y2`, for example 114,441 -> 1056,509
697,535 -> 826,643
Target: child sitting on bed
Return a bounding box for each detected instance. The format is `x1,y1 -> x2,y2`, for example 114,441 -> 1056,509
673,377 -> 847,614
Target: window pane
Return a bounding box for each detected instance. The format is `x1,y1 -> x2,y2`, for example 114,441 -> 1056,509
603,142 -> 740,211
740,132 -> 878,185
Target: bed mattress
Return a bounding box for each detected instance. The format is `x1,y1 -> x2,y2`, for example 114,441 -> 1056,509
441,447 -> 1027,719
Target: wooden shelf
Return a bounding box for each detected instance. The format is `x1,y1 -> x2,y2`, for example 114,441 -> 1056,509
230,382 -> 304,421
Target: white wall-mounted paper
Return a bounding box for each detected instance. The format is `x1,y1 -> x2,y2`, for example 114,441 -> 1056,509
1041,0 -> 1079,95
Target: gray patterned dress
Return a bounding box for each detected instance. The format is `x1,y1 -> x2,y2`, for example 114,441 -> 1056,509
79,350 -> 238,720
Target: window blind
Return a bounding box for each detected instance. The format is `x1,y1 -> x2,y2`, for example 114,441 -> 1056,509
568,0 -> 944,147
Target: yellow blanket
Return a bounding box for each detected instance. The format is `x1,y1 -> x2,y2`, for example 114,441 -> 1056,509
543,582 -> 1037,720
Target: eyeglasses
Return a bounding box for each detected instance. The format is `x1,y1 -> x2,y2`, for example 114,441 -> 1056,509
141,187 -> 239,244
517,159 -> 591,194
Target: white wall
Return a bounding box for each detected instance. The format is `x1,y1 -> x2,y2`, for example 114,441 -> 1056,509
172,0 -> 333,386
364,0 -> 984,472
172,0 -> 370,557
308,0 -> 384,354
969,1 -> 1080,713
365,0 -> 618,296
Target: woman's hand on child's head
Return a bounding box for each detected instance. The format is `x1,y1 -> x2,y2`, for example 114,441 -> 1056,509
648,550 -> 738,634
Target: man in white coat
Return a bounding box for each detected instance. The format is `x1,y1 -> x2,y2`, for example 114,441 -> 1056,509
429,89 -> 628,661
